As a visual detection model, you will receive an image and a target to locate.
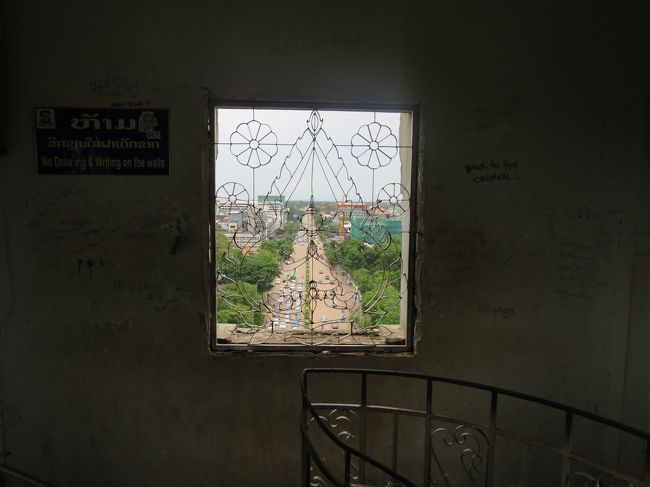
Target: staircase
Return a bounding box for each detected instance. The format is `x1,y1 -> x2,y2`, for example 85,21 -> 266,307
300,368 -> 650,487
0,463 -> 55,487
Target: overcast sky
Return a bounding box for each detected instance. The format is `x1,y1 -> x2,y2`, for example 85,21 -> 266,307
215,108 -> 411,203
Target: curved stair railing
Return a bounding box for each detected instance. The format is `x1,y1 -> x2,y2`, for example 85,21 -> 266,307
0,463 -> 57,487
301,368 -> 650,487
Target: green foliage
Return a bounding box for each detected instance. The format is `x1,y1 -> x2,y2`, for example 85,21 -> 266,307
215,210 -> 404,328
239,249 -> 279,292
326,237 -> 402,284
326,235 -> 403,327
263,219 -> 299,261
284,219 -> 299,236
365,283 -> 400,324
274,219 -> 299,241
217,282 -> 263,326
216,232 -> 238,280
216,232 -> 231,255
350,268 -> 373,293
216,218 -> 298,325
216,232 -> 281,292
319,216 -> 340,240
260,239 -> 293,261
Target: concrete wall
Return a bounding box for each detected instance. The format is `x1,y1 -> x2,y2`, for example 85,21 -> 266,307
0,1 -> 648,485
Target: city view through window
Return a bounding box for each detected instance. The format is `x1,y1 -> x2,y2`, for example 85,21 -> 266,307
214,106 -> 414,349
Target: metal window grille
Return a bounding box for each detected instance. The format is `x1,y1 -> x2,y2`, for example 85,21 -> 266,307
210,102 -> 418,352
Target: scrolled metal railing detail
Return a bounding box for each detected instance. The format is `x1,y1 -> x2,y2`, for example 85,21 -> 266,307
319,409 -> 359,444
567,472 -> 635,487
0,463 -> 58,487
307,408 -> 361,483
310,466 -> 332,487
301,369 -> 650,487
431,425 -> 487,486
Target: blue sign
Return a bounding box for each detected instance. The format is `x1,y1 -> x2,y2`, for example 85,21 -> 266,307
35,108 -> 169,175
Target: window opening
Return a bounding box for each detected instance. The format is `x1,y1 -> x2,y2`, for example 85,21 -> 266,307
212,104 -> 416,351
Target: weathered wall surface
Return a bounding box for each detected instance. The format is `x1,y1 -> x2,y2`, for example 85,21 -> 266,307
0,1 -> 648,485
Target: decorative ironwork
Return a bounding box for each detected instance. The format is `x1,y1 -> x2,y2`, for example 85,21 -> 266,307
431,425 -> 488,486
215,107 -> 412,349
307,409 -> 360,444
229,120 -> 278,168
567,473 -> 635,487
300,369 -> 650,487
377,183 -> 410,217
310,465 -> 331,487
351,121 -> 398,169
306,408 -> 361,484
216,182 -> 250,213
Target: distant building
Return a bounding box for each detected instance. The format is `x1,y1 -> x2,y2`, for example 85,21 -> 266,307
215,198 -> 264,253
230,231 -> 262,254
258,195 -> 287,235
215,214 -> 229,230
333,202 -> 367,238
215,195 -> 287,252
227,211 -> 245,229
350,217 -> 402,244
215,198 -> 253,218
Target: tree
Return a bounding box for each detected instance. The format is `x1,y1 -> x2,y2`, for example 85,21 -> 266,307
216,232 -> 231,255
367,284 -> 400,325
216,282 -> 263,326
239,249 -> 279,292
326,234 -> 404,327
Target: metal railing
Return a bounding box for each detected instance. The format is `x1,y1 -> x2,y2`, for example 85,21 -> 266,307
0,463 -> 57,487
301,368 -> 650,487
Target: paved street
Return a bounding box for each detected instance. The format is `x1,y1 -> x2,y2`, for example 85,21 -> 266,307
265,212 -> 358,335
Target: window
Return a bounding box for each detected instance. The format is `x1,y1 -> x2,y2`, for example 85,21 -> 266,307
210,102 -> 418,352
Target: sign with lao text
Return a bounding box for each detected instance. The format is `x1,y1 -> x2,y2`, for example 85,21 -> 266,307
35,108 -> 169,175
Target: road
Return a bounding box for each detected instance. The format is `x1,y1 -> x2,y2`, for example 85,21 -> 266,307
265,212 -> 359,334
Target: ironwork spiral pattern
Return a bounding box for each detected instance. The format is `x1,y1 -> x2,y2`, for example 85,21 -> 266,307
431,425 -> 488,486
568,473 -> 634,487
306,408 -> 360,485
